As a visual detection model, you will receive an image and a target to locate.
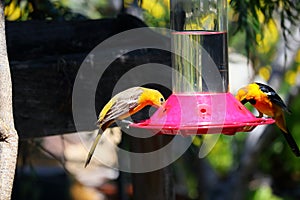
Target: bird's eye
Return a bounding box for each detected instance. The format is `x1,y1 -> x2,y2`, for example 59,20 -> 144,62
160,97 -> 165,103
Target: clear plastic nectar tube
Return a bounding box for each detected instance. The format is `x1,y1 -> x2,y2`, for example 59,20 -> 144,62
171,0 -> 228,93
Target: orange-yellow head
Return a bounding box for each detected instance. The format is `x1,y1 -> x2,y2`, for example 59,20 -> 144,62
139,88 -> 165,108
235,83 -> 261,104
235,82 -> 289,118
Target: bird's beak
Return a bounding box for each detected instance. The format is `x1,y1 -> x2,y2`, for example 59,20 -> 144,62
155,103 -> 163,107
154,101 -> 165,108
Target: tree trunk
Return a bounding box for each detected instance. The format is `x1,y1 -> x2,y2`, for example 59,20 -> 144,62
0,1 -> 18,199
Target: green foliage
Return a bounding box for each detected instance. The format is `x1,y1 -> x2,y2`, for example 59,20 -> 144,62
252,185 -> 283,200
4,0 -> 120,20
286,92 -> 300,171
206,135 -> 234,175
141,0 -> 170,27
229,0 -> 300,58
229,0 -> 261,56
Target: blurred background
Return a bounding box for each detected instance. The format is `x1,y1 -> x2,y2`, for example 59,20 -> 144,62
6,0 -> 300,199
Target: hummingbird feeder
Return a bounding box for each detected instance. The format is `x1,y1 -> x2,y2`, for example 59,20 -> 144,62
131,0 -> 274,135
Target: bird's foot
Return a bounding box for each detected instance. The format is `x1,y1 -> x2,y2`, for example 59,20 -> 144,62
120,119 -> 133,124
256,112 -> 264,118
120,119 -> 133,129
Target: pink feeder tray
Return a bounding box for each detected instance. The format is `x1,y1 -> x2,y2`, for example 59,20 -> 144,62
130,93 -> 275,135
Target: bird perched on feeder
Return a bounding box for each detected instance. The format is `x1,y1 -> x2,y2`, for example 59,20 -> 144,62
85,87 -> 165,167
235,82 -> 300,157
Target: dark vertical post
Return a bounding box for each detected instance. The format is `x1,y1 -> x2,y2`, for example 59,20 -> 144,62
129,133 -> 175,200
117,168 -> 129,200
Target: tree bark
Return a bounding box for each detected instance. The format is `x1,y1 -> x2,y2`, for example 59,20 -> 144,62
0,1 -> 18,199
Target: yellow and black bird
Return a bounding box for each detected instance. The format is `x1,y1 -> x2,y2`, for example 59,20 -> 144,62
85,87 -> 165,167
236,82 -> 300,157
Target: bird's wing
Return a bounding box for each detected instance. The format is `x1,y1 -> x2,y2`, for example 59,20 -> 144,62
98,87 -> 143,126
255,82 -> 291,113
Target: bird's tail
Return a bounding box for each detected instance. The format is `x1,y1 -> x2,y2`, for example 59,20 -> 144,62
280,129 -> 300,157
84,129 -> 102,168
275,115 -> 300,157
84,121 -> 113,167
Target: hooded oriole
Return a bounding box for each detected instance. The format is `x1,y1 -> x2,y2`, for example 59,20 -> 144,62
85,87 -> 165,167
236,82 -> 300,157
